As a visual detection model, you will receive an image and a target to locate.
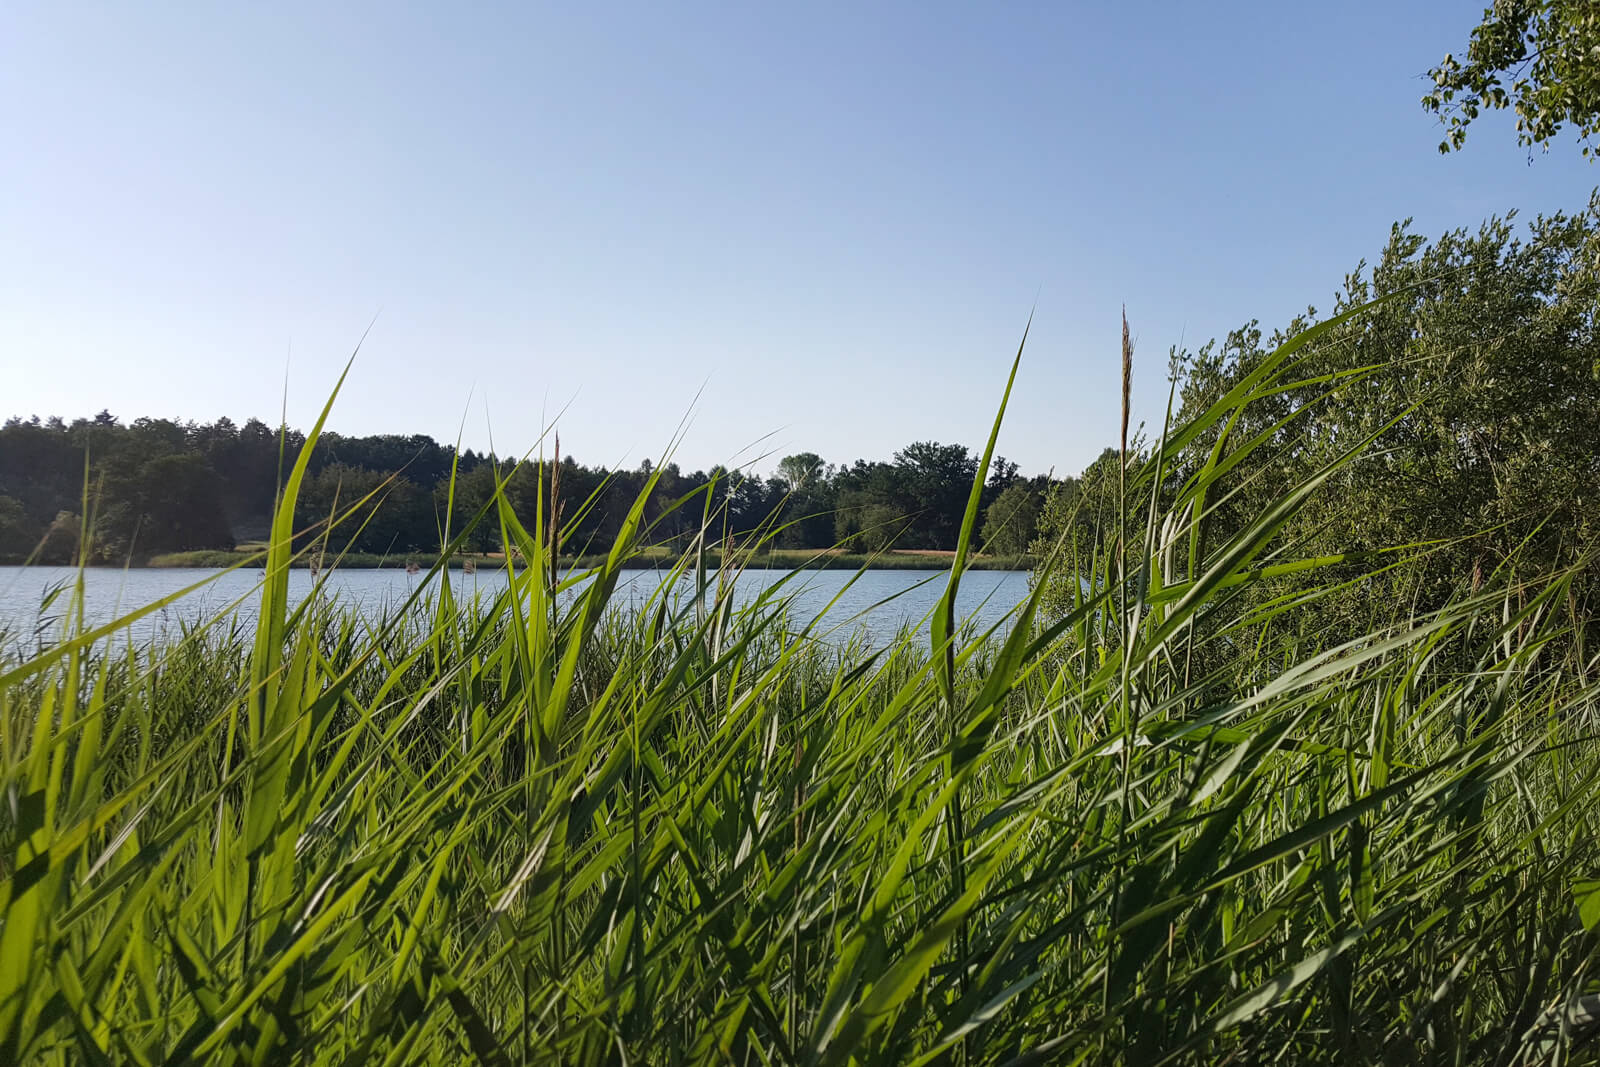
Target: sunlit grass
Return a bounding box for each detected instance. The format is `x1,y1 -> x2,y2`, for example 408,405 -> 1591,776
1,316 -> 1598,1064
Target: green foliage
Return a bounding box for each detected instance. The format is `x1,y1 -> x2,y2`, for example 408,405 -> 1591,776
294,462 -> 430,557
1037,205 -> 1600,680
1425,0 -> 1600,157
776,451 -> 824,488
0,495 -> 35,563
980,483 -> 1041,557
0,413 -> 1063,560
104,452 -> 234,558
3,318 -> 1599,1064
1032,446 -> 1127,604
834,497 -> 909,552
891,441 -> 980,549
36,512 -> 80,566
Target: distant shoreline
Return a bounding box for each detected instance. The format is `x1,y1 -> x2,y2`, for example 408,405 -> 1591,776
81,548 -> 1035,572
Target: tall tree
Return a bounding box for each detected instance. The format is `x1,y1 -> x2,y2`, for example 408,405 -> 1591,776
776,452 -> 824,489
891,441 -> 977,549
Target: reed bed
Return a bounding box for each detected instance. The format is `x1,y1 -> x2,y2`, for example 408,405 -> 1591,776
1,321 -> 1598,1065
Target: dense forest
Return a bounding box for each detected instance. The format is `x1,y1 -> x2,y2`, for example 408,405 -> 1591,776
0,413 -> 1063,564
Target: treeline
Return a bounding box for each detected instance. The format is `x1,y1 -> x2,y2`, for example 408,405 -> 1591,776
0,413 -> 1067,564
13,202 -> 1590,585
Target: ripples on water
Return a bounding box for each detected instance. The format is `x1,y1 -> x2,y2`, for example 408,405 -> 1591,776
0,566 -> 1031,652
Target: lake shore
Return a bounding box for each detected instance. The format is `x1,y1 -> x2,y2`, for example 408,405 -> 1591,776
135,547 -> 1033,572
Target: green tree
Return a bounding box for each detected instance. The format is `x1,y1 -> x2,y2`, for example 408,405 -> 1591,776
892,441 -> 977,549
1037,204 -> 1600,671
979,483 -> 1040,557
133,453 -> 234,555
0,495 -> 37,563
38,512 -> 80,566
443,460 -> 506,553
1425,0 -> 1600,156
835,498 -> 907,553
776,452 -> 824,489
296,464 -> 431,556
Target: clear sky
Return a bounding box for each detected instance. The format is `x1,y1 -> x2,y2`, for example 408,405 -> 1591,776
3,2 -> 1596,478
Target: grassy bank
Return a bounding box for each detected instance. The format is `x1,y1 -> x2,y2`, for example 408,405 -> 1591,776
141,546 -> 1035,571
2,329 -> 1598,1064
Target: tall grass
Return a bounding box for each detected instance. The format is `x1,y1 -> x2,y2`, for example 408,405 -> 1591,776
2,317 -> 1599,1064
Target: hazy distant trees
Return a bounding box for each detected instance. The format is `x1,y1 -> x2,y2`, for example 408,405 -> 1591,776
295,464 -> 432,557
0,496 -> 33,561
0,410 -> 1063,562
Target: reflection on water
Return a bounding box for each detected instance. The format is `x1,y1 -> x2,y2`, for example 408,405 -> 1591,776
0,565 -> 1031,651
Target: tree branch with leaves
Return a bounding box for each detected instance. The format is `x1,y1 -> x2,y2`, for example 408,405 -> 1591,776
1425,0 -> 1600,157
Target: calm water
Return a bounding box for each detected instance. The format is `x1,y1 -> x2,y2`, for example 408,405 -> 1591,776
0,566 -> 1031,650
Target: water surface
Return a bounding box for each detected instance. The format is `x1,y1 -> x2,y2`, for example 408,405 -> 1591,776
0,565 -> 1031,650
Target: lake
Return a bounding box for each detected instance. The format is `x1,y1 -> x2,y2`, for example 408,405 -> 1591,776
0,565 -> 1032,650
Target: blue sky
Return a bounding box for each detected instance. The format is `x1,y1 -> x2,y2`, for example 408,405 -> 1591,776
2,2 -> 1595,477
